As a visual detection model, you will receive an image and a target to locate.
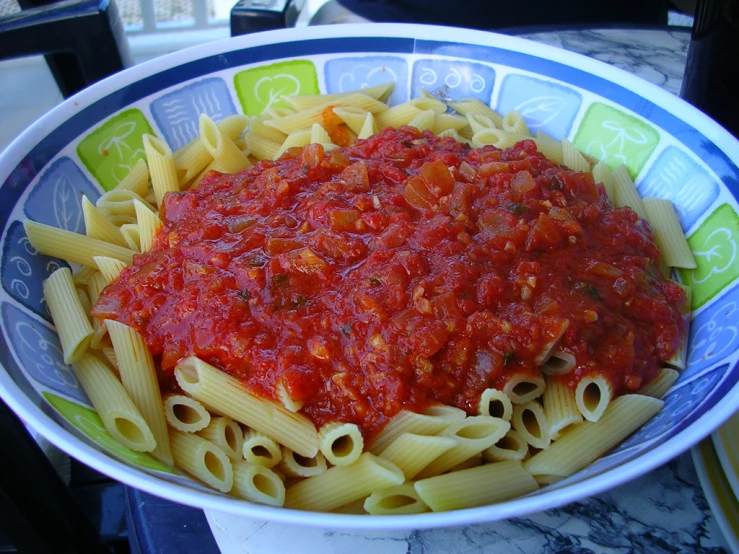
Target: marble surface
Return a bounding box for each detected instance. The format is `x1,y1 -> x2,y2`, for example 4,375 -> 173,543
203,27 -> 731,554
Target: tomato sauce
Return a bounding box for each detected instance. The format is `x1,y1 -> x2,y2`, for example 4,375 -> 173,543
92,126 -> 687,440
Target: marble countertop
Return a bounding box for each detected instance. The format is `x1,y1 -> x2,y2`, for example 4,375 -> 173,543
200,26 -> 732,554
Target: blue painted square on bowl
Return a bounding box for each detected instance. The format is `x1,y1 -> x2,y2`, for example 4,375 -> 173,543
1,221 -> 69,320
23,157 -> 100,234
638,145 -> 720,230
324,56 -> 408,106
150,77 -> 238,152
411,59 -> 494,103
496,74 -> 582,139
2,302 -> 89,405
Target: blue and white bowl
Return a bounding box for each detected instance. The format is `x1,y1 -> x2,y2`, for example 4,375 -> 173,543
1,24 -> 738,530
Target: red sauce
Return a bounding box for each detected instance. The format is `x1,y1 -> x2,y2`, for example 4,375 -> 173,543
92,126 -> 687,440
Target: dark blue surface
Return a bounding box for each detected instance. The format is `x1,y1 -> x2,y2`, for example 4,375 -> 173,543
126,487 -> 219,554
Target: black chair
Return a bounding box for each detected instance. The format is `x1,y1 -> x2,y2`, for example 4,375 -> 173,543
0,0 -> 133,98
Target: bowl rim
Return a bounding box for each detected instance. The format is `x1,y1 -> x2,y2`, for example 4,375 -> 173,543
2,22 -> 739,530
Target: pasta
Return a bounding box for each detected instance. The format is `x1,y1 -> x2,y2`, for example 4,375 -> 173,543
26,85 -> 693,515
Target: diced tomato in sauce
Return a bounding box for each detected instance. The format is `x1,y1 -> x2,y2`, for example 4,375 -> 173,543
92,127 -> 687,441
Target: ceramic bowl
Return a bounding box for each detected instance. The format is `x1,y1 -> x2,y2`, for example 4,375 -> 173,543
1,23 -> 738,530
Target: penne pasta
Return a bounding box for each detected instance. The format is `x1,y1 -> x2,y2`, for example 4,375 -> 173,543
482,429 -> 529,462
199,114 -> 251,175
369,405 -> 466,455
543,377 -> 583,439
72,353 -> 156,452
175,357 -> 318,457
242,428 -> 282,467
24,220 -> 135,268
106,320 -> 173,466
379,433 -> 455,480
414,460 -> 538,512
639,367 -> 679,399
169,428 -> 233,492
642,198 -> 697,269
279,447 -> 327,479
318,422 -> 364,467
81,196 -> 129,248
232,460 -> 285,506
478,388 -> 513,421
134,199 -> 162,253
142,134 -> 179,207
198,416 -> 244,461
114,158 -> 150,198
163,394 -> 211,433
524,395 -> 663,479
511,401 -> 551,449
284,453 -> 404,512
503,373 -> 546,404
92,256 -> 128,285
575,375 -> 613,422
613,164 -> 648,219
363,483 -> 428,515
502,111 -> 530,136
43,268 -> 94,363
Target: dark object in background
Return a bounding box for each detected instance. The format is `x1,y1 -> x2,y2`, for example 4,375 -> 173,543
0,0 -> 132,98
680,0 -> 739,137
231,0 -> 304,35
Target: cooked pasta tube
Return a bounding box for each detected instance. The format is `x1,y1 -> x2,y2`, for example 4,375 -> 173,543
247,117 -> 287,143
199,114 -> 251,174
119,224 -> 141,252
100,344 -> 119,372
363,483 -> 428,515
432,113 -> 470,136
24,220 -> 135,268
414,460 -> 538,512
284,452 -> 404,512
357,112 -> 377,140
478,388 -> 513,421
592,161 -> 616,201
142,134 -> 179,207
562,138 -> 591,172
472,128 -> 526,149
407,109 -> 435,132
114,158 -> 150,197
503,373 -> 546,404
72,265 -> 98,286
310,123 -> 333,145
134,199 -> 162,253
467,113 -> 497,134
242,428 -> 282,467
540,350 -> 577,376
532,136 -> 564,165
613,164 -> 648,219
174,114 -> 250,185
524,395 -> 663,478
87,271 -> 109,349
245,133 -> 282,162
642,198 -> 697,268
502,111 -> 530,136
106,320 -> 173,466
575,375 -> 613,422
333,106 -> 371,135
72,353 -> 156,452
92,256 -> 127,285
265,94 -> 387,135
375,103 -> 423,130
279,447 -> 327,479
482,429 -> 529,462
198,416 -> 244,461
317,422 -> 363,467
543,377 -> 583,439
175,357 -> 318,457
232,460 -> 285,507
379,433 -> 455,480
447,98 -> 504,128
368,404 -> 466,454
282,82 -> 393,111
76,287 -> 91,314
511,401 -> 551,449
414,416 -> 510,479
639,367 -> 679,399
43,268 -> 93,363
163,394 -> 211,433
97,189 -> 156,219
81,196 -> 129,247
274,129 -> 312,160
169,428 -> 233,493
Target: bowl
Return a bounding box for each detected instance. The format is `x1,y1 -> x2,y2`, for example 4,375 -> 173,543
1,23 -> 739,530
